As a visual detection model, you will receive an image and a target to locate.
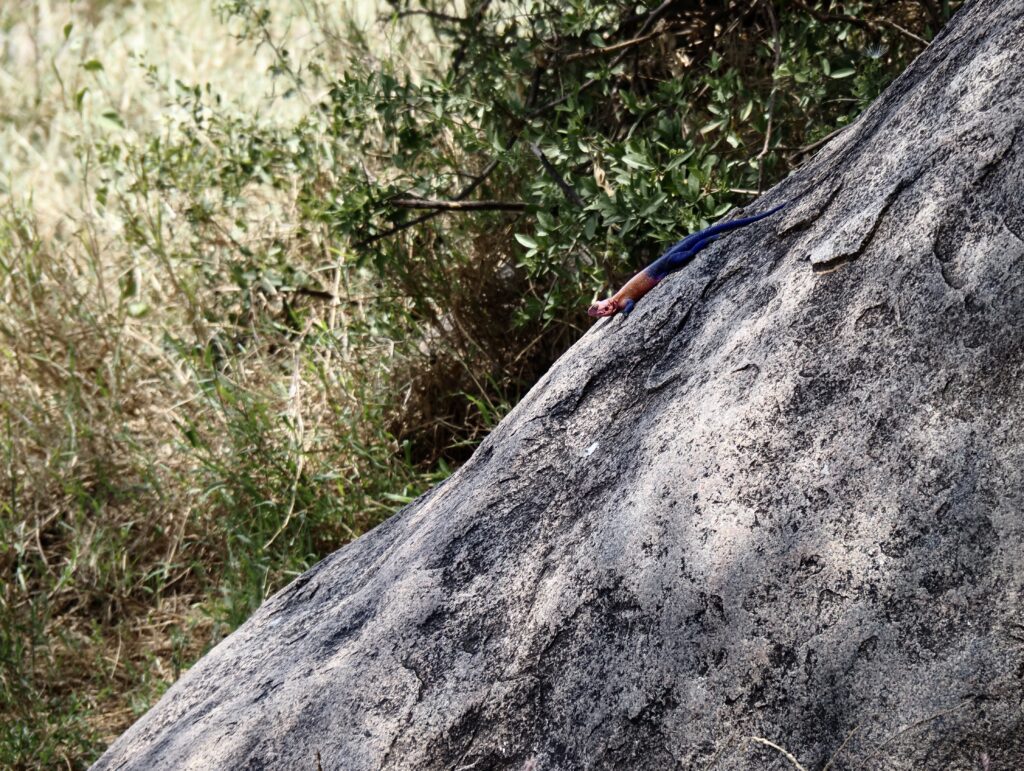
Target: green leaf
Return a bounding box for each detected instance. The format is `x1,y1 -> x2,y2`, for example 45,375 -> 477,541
100,110 -> 124,128
830,68 -> 856,79
622,153 -> 654,170
63,22 -> 73,40
514,233 -> 538,249
83,60 -> 103,72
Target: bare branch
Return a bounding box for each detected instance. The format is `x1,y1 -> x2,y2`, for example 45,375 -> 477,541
355,156 -> 503,248
881,18 -> 930,46
390,198 -> 527,211
561,26 -> 671,64
791,123 -> 851,159
379,9 -> 467,25
530,144 -> 583,207
794,0 -> 875,32
757,0 -> 781,192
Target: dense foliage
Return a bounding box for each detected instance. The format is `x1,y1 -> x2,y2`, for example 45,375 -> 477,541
0,0 -> 960,766
197,0 -> 959,456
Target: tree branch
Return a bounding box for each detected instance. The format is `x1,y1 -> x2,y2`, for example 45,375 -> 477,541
794,0 -> 875,32
561,26 -> 672,64
380,10 -> 468,25
757,0 -> 781,192
530,144 -> 583,207
530,0 -> 675,115
390,198 -> 527,211
355,155 -> 504,248
790,123 -> 851,159
796,0 -> 929,46
881,18 -> 929,46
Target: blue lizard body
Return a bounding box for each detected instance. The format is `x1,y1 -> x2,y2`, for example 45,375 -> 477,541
587,201 -> 787,318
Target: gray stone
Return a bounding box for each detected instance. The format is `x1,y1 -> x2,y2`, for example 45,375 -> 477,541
94,2 -> 1024,768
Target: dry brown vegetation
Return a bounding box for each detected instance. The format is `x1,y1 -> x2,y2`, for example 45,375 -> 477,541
0,2 -> 440,765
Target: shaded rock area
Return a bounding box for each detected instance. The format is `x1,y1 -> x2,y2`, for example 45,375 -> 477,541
95,2 -> 1024,769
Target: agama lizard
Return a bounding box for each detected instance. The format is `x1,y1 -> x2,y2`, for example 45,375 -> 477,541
587,201 -> 787,318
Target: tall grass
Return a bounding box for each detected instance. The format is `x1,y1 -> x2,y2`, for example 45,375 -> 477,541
0,2 -> 443,766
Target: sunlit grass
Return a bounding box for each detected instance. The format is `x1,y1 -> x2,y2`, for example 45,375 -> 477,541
0,1 -> 443,766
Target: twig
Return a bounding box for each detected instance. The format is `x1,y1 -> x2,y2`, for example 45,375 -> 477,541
355,156 -> 502,248
821,722 -> 863,771
757,0 -> 781,192
212,284 -> 338,302
288,286 -> 337,301
792,123 -> 851,158
561,26 -> 671,63
631,0 -> 676,39
381,9 -> 467,24
389,198 -> 527,211
881,18 -> 929,46
529,144 -> 583,207
250,8 -> 310,104
797,0 -> 928,46
356,209 -> 441,248
794,0 -> 875,32
746,736 -> 807,771
263,355 -> 306,550
530,0 -> 674,115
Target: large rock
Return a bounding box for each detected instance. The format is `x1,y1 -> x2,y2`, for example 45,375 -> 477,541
95,2 -> 1024,768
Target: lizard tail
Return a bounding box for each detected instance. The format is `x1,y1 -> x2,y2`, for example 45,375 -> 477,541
660,200 -> 788,261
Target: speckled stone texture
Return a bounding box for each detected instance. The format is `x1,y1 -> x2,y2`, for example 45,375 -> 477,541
94,2 -> 1024,769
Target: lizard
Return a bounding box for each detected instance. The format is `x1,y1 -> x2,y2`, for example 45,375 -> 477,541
587,201 -> 787,318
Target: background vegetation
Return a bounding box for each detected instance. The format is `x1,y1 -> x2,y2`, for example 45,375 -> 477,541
0,0 -> 961,766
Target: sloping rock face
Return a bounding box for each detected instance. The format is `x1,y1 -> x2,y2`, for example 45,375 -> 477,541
95,2 -> 1024,769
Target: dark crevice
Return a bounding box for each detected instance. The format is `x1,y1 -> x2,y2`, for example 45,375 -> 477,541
811,252 -> 859,275
932,247 -> 964,291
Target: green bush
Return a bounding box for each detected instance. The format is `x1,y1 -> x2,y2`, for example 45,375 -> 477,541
200,0 -> 961,453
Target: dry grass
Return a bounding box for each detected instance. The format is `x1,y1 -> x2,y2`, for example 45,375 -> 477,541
0,1 -> 440,766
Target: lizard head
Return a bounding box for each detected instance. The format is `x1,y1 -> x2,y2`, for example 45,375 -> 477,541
587,298 -> 620,317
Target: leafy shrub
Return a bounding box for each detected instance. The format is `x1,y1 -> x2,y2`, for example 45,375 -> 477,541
208,0 -> 960,454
